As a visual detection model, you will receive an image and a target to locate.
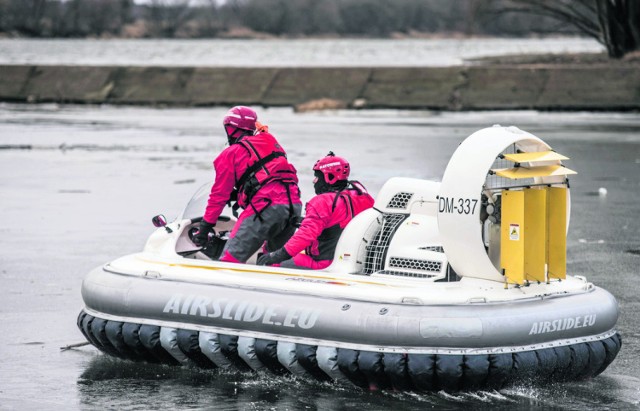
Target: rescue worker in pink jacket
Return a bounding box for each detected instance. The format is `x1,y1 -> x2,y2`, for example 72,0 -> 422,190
193,106 -> 302,263
257,152 -> 374,269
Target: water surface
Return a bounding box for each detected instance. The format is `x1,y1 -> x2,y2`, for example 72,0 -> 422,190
0,104 -> 639,410
0,38 -> 603,67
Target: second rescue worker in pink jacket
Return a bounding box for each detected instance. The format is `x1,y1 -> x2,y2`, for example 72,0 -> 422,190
193,106 -> 302,263
257,152 -> 374,269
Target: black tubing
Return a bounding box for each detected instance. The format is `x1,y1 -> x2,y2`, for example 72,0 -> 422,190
357,351 -> 391,390
121,322 -> 159,363
383,353 -> 413,391
436,354 -> 464,391
77,311 -> 90,341
513,350 -> 539,383
597,333 -> 621,376
295,344 -> 331,382
486,353 -> 513,389
104,321 -> 137,361
138,325 -> 179,365
255,339 -> 288,375
407,354 -> 436,391
77,312 -> 622,392
337,349 -> 368,389
566,343 -> 590,381
218,334 -> 251,371
177,329 -> 216,369
579,341 -> 606,380
534,347 -> 558,382
461,354 -> 490,390
90,318 -> 122,358
81,314 -> 106,353
551,345 -> 572,381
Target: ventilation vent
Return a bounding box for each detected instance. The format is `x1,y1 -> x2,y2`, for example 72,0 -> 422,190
362,213 -> 407,275
389,257 -> 442,272
377,270 -> 438,279
418,246 -> 444,253
386,192 -> 414,209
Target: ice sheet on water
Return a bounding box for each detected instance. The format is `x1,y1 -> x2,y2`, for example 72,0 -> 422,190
0,38 -> 605,67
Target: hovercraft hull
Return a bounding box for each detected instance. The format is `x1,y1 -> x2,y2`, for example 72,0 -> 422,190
77,125 -> 623,391
78,264 -> 621,391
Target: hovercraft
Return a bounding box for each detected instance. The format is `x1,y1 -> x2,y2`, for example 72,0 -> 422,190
78,126 -> 621,392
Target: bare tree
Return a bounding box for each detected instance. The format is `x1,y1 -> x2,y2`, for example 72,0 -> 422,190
464,0 -> 486,35
501,0 -> 640,58
596,0 -> 640,57
146,0 -> 193,37
63,0 -> 86,35
2,0 -> 48,36
196,0 -> 222,36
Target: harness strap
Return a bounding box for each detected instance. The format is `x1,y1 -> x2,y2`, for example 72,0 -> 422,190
349,180 -> 365,195
229,139 -> 297,218
231,202 -> 240,218
236,150 -> 286,189
283,182 -> 294,218
330,186 -> 345,213
251,198 -> 272,223
229,141 -> 287,212
228,190 -> 240,218
345,194 -> 355,217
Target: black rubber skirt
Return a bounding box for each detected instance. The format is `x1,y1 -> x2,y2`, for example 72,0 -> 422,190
77,310 -> 622,392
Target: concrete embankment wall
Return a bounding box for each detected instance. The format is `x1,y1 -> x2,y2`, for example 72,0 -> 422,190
1,65 -> 638,110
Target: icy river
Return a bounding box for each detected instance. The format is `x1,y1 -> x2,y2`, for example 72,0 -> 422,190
0,103 -> 639,409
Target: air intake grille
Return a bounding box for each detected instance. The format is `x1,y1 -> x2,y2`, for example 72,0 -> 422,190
389,257 -> 442,272
386,192 -> 413,209
362,213 -> 407,275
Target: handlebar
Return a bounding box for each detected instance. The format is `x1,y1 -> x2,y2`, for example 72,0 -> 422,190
190,215 -> 231,224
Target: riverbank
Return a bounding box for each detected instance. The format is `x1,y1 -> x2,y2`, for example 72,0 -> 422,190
1,54 -> 638,110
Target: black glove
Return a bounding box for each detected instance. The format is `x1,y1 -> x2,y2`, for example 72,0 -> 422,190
193,220 -> 215,246
257,248 -> 292,266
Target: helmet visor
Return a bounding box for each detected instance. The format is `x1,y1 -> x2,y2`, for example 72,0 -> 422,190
225,125 -> 238,138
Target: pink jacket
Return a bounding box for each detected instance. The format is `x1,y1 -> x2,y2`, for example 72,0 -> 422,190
203,132 -> 301,224
284,185 -> 374,260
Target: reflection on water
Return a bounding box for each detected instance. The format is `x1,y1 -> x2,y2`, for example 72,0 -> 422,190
78,355 -> 639,410
78,356 -> 576,410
